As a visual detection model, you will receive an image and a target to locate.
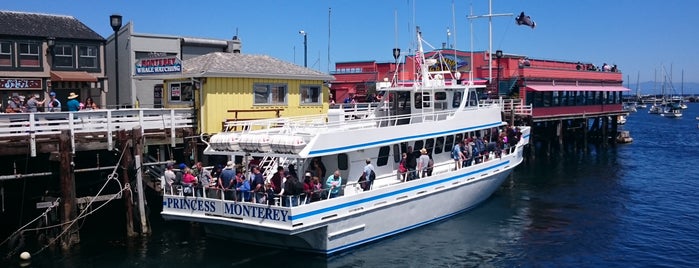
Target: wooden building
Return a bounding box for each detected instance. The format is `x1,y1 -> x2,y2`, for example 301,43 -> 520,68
0,11 -> 108,109
151,51 -> 334,134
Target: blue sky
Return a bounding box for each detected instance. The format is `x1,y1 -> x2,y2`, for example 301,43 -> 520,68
4,0 -> 697,87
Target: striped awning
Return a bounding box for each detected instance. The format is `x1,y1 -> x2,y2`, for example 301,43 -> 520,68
50,71 -> 97,82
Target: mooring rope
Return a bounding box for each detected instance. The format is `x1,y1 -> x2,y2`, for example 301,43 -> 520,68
1,139 -> 131,259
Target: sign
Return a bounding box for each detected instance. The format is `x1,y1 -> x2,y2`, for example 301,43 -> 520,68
170,84 -> 181,101
162,197 -> 291,222
135,56 -> 182,75
0,78 -> 43,90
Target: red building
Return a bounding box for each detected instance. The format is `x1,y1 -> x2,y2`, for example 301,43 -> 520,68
331,49 -> 627,122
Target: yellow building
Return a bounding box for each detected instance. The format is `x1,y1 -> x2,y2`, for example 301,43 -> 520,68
157,52 -> 334,134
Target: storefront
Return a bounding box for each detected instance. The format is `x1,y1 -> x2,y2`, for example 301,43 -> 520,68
1,77 -> 45,111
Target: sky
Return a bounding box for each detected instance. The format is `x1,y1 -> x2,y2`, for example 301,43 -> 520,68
3,0 -> 698,89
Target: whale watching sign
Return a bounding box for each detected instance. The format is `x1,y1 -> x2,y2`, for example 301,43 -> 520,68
135,57 -> 182,75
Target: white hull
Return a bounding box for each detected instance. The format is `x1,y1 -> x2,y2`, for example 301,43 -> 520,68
163,147 -> 524,254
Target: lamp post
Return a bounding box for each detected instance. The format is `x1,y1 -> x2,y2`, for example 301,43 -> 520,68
299,30 -> 307,67
495,50 -> 503,96
110,14 -> 122,109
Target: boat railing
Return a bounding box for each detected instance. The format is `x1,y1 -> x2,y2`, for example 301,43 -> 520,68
164,142 -> 523,209
0,108 -> 194,155
221,105 -> 466,136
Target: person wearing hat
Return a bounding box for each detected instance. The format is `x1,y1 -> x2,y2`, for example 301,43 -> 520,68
220,161 -> 236,200
5,94 -> 22,113
417,148 -> 430,178
46,92 -> 61,112
66,92 -> 81,111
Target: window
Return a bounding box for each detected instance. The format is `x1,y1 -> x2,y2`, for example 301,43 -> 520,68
444,135 -> 454,153
254,83 -> 287,105
0,41 -> 11,67
377,146 -> 390,167
452,91 -> 462,108
337,153 -> 349,170
54,44 -> 74,68
300,85 -> 321,105
425,138 -> 434,155
169,82 -> 194,102
18,42 -> 40,68
392,144 -> 401,163
434,137 -> 444,154
414,140 -> 424,152
414,92 -> 430,109
78,45 -> 98,69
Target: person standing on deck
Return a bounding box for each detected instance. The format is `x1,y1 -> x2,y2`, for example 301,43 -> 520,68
417,148 -> 430,178
325,170 -> 343,198
163,163 -> 176,194
406,146 -> 418,181
220,161 -> 236,200
363,158 -> 375,190
25,94 -> 44,113
46,92 -> 61,112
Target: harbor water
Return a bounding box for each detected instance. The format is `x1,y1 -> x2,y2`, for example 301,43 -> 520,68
7,104 -> 699,267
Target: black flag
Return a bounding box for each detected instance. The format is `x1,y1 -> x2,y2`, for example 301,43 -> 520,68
515,12 -> 536,29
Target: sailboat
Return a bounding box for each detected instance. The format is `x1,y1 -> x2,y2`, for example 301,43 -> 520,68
659,66 -> 682,118
635,72 -> 647,109
648,69 -> 662,114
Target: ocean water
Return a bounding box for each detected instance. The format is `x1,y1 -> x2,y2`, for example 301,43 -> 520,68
6,104 -> 699,267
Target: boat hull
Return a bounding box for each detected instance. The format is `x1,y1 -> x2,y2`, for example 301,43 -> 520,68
162,150 -> 523,255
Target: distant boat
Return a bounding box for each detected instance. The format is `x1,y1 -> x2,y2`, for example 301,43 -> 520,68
660,103 -> 682,118
616,130 -> 633,144
623,102 -> 637,112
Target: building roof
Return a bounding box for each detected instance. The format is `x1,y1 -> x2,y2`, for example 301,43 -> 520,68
183,52 -> 334,81
0,11 -> 104,41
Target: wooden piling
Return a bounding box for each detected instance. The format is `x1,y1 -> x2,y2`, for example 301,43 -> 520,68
118,130 -> 136,237
59,130 -> 79,249
132,126 -> 150,234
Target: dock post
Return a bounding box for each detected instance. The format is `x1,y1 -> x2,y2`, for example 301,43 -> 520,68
118,130 -> 136,237
59,130 -> 80,249
132,126 -> 150,234
601,116 -> 608,148
583,118 -> 588,152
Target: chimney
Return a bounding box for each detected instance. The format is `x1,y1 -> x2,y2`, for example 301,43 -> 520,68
226,36 -> 242,53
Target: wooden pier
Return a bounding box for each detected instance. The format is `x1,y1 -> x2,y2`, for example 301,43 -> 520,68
0,108 -> 194,251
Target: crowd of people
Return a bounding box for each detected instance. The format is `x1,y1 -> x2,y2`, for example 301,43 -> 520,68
3,91 -> 98,113
164,157 -> 337,207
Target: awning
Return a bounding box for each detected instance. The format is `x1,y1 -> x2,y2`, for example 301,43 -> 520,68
50,71 -> 98,82
526,85 -> 630,92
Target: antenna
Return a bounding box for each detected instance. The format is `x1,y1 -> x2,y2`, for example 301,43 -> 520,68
467,0 -> 512,83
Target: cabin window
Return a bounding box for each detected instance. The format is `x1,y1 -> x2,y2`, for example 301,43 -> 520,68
54,44 -> 74,68
300,84 -> 322,105
169,82 -> 194,102
400,142 -> 408,156
576,91 -> 585,105
414,140 -> 424,152
467,90 -> 478,106
392,144 -> 401,163
377,146 -> 391,167
337,153 -> 348,170
254,83 -> 287,105
414,92 -> 431,109
425,138 -> 434,155
18,42 -> 40,68
444,135 -> 454,153
434,137 -> 444,154
78,45 -> 98,69
455,133 -> 463,144
587,91 -> 595,105
452,91 -> 462,108
0,41 -> 12,67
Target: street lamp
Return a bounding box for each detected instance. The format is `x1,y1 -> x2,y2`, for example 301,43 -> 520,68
110,14 -> 122,109
299,30 -> 307,67
495,50 -> 503,96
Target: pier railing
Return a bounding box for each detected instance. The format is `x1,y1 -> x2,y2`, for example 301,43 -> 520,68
0,108 -> 194,156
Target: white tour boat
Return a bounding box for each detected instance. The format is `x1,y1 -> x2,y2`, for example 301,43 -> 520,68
161,27 -> 531,255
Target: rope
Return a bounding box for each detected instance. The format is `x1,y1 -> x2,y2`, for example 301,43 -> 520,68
1,139 -> 130,259
31,142 -> 130,256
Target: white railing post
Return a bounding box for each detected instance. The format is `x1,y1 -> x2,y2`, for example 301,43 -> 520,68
107,110 -> 113,151
69,113 -> 75,154
139,109 -> 145,136
170,109 -> 176,147
29,113 -> 36,157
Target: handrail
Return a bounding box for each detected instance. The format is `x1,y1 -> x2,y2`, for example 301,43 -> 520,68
0,108 -> 195,156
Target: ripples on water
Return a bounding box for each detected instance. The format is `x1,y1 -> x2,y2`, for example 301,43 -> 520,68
8,104 -> 699,267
